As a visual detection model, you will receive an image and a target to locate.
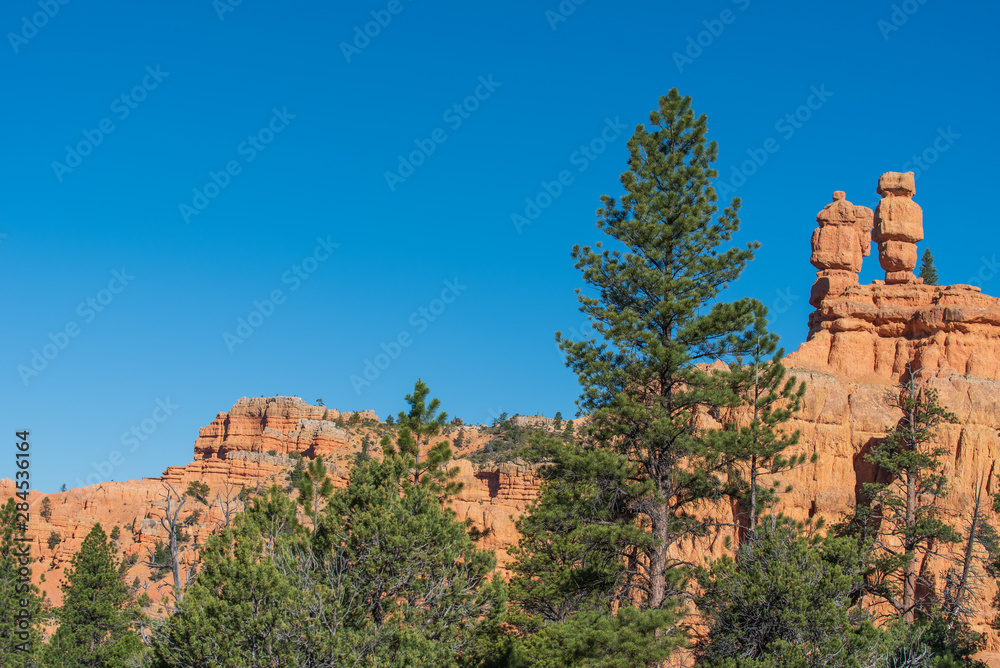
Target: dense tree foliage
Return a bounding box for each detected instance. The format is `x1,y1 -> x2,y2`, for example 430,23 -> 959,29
150,457 -> 497,667
0,498 -> 45,667
852,377 -> 961,624
696,520 -> 882,667
44,523 -> 143,667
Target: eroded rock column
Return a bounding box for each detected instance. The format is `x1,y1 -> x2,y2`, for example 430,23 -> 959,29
809,191 -> 874,307
873,171 -> 923,284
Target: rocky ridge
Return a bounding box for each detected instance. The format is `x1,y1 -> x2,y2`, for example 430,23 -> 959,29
1,397 -> 540,609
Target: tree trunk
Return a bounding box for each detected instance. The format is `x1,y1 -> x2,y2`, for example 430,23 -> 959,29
170,527 -> 183,604
414,435 -> 422,485
747,347 -> 761,540
952,476 -> 984,620
903,467 -> 917,623
648,502 -> 669,609
749,454 -> 758,537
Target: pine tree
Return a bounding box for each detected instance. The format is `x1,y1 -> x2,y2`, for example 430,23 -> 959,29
552,88 -> 763,611
0,498 -> 45,667
854,374 -> 961,624
295,454 -> 335,528
289,457 -> 307,489
355,434 -> 373,466
521,605 -> 680,668
386,379 -> 461,496
44,523 -> 143,667
919,248 -> 939,285
716,308 -> 810,541
314,457 -> 497,665
149,487 -> 306,667
553,412 -> 563,431
184,481 -> 211,506
153,460 -> 499,667
510,436 -> 638,624
695,520 -> 883,666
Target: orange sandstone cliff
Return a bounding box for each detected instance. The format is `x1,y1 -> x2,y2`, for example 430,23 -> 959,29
5,171 -> 1000,657
0,399 -> 541,609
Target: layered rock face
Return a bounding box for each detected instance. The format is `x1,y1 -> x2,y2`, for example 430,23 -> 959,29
787,173 -> 1000,658
0,399 -> 539,608
193,396 -> 352,460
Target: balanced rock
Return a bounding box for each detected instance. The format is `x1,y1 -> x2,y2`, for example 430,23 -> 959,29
809,191 -> 874,307
873,171 -> 923,284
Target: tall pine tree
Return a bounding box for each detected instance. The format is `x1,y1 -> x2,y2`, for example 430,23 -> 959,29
44,523 -> 143,667
553,88 -> 765,610
716,307 -> 810,542
849,374 -> 960,625
0,498 -> 44,667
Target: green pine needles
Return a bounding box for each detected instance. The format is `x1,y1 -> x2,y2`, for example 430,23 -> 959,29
552,88 -> 788,608
385,379 -> 462,497
44,524 -> 143,667
919,249 -> 939,285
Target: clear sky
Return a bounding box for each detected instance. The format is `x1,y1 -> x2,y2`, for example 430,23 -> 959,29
2,0 -> 997,492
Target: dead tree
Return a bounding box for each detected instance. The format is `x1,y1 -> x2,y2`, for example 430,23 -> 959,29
145,481 -> 189,605
212,475 -> 245,529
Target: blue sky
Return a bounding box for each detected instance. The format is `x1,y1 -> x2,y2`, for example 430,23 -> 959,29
2,0 -> 997,492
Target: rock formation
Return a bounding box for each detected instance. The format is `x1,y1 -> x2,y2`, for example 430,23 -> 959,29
873,171 -> 924,284
809,190 -> 874,307
194,396 -> 351,460
794,174 -> 1000,383
0,398 -> 540,609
